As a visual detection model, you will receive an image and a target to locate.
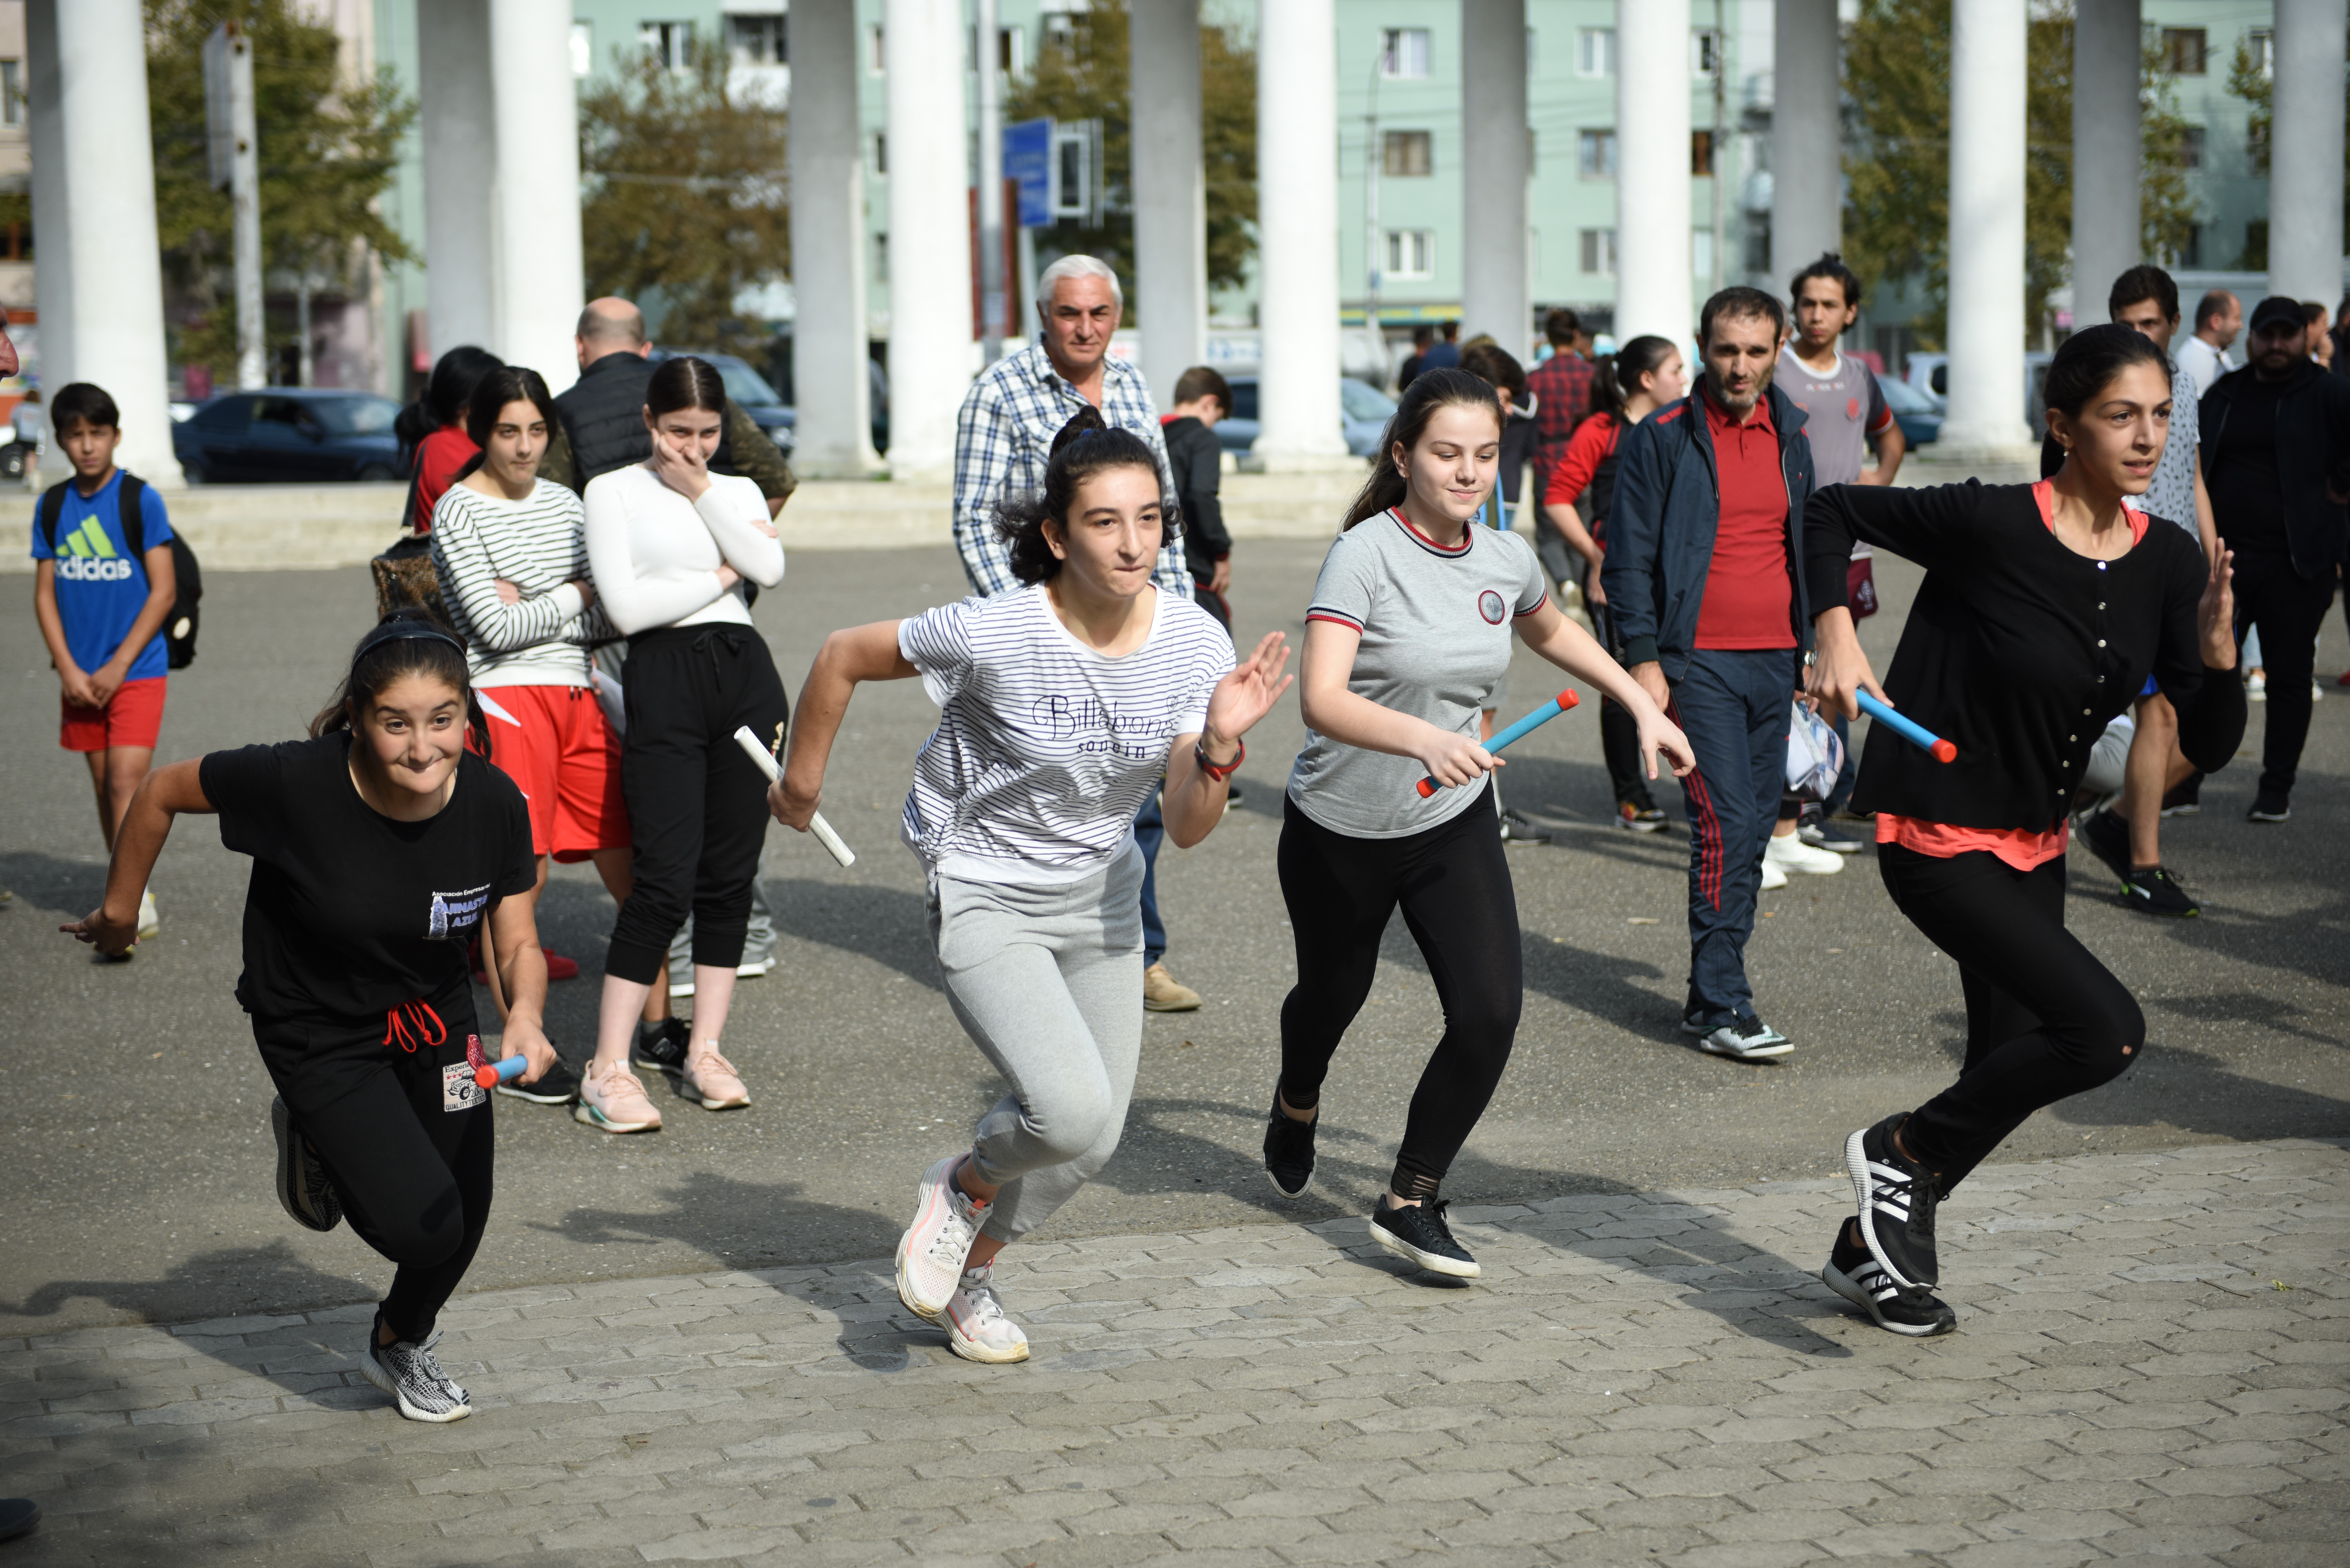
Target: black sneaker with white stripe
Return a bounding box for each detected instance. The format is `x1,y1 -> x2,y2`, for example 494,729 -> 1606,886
1696,1014 -> 1793,1061
633,1016 -> 691,1077
1262,1091 -> 1317,1198
360,1316 -> 472,1423
495,1055 -> 582,1104
1822,1223 -> 1956,1336
1846,1115 -> 1941,1290
1369,1197 -> 1480,1278
269,1097 -> 341,1233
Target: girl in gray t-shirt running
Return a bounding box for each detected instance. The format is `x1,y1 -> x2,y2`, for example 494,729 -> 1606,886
1264,368 -> 1694,1279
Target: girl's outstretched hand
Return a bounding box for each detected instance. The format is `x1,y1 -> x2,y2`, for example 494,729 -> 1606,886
2199,544 -> 2237,670
1637,712 -> 1698,780
1202,631 -> 1295,743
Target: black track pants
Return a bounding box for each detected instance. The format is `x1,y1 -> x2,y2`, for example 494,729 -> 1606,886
1880,843 -> 2145,1193
1592,603 -> 1656,811
1276,785 -> 1523,1191
609,624 -> 790,984
2231,548 -> 2335,796
256,1010 -> 494,1343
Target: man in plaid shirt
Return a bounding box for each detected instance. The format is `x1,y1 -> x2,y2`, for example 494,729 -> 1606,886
949,254 -> 1206,1014
951,258 -> 1191,600
1526,307 -> 1596,492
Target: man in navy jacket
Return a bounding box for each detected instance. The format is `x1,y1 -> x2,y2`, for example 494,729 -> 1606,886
1604,287 -> 1818,1061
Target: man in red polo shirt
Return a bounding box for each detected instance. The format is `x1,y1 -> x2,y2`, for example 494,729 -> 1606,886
1605,288 -> 1818,1062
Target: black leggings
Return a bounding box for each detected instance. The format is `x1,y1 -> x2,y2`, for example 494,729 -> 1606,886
1880,843 -> 2145,1193
256,1008 -> 494,1342
1592,602 -> 1656,811
2232,547 -> 2335,795
609,624 -> 790,984
1276,785 -> 1522,1196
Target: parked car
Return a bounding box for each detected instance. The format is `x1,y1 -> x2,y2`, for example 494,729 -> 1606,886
1878,373 -> 1945,448
1903,351 -> 2056,433
1214,376 -> 1396,458
659,350 -> 795,457
174,388 -> 406,484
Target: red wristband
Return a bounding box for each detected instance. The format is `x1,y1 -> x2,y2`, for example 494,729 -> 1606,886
1194,735 -> 1244,781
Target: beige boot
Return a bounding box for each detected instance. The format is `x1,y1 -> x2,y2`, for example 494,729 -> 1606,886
1143,961 -> 1202,1013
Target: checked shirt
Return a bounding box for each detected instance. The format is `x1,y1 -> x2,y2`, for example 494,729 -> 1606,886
951,337 -> 1192,600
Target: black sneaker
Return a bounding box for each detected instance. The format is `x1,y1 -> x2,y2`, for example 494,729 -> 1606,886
1262,1092 -> 1317,1198
2247,791 -> 2291,823
360,1316 -> 472,1423
0,1498 -> 39,1544
269,1097 -> 341,1233
1614,801 -> 1668,833
2159,775 -> 2202,817
1499,809 -> 1551,844
2076,806 -> 2134,886
1369,1197 -> 1480,1278
1845,1116 -> 1940,1290
1695,1014 -> 1793,1061
633,1017 -> 691,1077
495,1054 -> 582,1104
2118,864 -> 2199,918
1822,1224 -> 1957,1337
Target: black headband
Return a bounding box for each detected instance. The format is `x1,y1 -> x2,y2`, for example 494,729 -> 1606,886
355,620 -> 466,662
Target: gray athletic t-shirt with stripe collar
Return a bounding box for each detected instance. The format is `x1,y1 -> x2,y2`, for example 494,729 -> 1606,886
1288,508 -> 1549,839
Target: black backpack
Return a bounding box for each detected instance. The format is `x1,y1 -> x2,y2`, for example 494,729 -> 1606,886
40,474 -> 203,669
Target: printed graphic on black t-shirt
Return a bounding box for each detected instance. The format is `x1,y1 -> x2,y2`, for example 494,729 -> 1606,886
200,734 -> 536,1027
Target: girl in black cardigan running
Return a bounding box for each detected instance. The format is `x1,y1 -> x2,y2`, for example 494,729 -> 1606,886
1804,324 -> 2244,1336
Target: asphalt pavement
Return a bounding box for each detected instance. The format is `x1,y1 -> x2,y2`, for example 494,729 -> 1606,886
4,540 -> 2347,1338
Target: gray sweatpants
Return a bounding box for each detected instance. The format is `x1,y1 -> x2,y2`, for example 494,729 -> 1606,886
928,843 -> 1146,1243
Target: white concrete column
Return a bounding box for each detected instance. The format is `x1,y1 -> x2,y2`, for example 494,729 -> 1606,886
883,0 -> 973,479
1130,0 -> 1206,408
1254,0 -> 1347,467
1461,0 -> 1530,356
1770,0 -> 1840,281
976,0 -> 1006,360
789,0 -> 879,476
2070,0 -> 2140,322
25,0 -> 69,389
2270,0 -> 2348,303
1940,0 -> 2032,458
1615,0 -> 1692,345
417,0 -> 496,361
49,0 -> 180,481
488,0 -> 585,391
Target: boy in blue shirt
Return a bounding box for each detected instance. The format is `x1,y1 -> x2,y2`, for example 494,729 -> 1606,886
31,382 -> 178,947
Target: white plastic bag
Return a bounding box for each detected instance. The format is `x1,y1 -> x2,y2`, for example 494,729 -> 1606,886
1784,700 -> 1845,803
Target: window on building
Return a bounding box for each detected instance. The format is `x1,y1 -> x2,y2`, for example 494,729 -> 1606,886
641,21 -> 694,72
1381,27 -> 1431,79
2246,28 -> 2274,79
1383,130 -> 1432,177
1693,229 -> 1716,279
567,23 -> 592,78
866,24 -> 885,73
0,60 -> 22,124
873,232 -> 889,284
1001,26 -> 1026,79
1693,29 -> 1722,74
1384,229 -> 1436,281
2179,125 -> 2205,171
1577,128 -> 1616,180
868,131 -> 887,178
728,14 -> 785,66
1577,27 -> 1615,77
1580,228 -> 1618,276
1691,130 -> 1715,176
2161,27 -> 2206,75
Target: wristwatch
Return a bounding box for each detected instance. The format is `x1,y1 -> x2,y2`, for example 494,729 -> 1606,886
1194,735 -> 1245,781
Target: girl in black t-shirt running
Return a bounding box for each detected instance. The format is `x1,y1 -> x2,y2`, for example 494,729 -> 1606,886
65,610 -> 552,1422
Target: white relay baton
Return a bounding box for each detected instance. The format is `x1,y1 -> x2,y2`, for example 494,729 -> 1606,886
733,725 -> 857,868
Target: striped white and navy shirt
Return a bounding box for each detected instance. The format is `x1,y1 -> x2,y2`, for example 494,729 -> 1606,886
897,584 -> 1234,886
430,479 -> 615,688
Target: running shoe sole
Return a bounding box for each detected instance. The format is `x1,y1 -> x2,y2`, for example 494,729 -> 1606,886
1696,1025 -> 1793,1061
269,1097 -> 339,1233
684,1082 -> 751,1111
1845,1126 -> 1930,1291
494,1080 -> 580,1105
1367,1214 -> 1481,1279
358,1347 -> 472,1423
572,1101 -> 660,1134
945,1309 -> 1031,1364
1821,1258 -> 1957,1338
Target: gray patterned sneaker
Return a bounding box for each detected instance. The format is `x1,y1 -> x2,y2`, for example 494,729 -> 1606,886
360,1319 -> 472,1422
269,1097 -> 341,1233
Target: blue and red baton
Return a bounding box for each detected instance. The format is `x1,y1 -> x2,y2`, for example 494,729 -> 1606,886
1857,690 -> 1957,763
465,1034 -> 529,1090
1416,690 -> 1580,798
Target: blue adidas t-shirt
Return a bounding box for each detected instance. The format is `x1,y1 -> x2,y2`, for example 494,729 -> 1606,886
29,471 -> 176,682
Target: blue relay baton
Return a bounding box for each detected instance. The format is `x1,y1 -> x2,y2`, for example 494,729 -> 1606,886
1416,690 -> 1580,797
1857,690 -> 1957,763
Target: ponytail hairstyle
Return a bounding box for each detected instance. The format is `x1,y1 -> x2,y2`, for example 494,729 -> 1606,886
991,407 -> 1165,585
464,365 -> 559,449
1587,335 -> 1679,426
395,344 -> 503,457
645,355 -> 728,420
311,607 -> 491,762
1341,367 -> 1504,529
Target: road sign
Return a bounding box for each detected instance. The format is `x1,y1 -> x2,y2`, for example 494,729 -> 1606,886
1005,118 -> 1053,229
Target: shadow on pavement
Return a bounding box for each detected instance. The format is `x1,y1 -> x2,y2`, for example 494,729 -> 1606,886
760,876 -> 941,991
0,850 -> 110,920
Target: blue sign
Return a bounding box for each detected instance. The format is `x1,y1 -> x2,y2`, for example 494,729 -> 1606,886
1005,118 -> 1054,229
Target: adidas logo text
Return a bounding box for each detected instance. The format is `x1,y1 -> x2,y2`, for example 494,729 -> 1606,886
54,557 -> 139,582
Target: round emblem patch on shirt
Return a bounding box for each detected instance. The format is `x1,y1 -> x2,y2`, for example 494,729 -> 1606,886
1478,589 -> 1506,625
1846,396 -> 1861,420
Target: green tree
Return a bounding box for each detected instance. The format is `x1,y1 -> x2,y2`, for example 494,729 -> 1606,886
1005,0 -> 1257,309
577,40 -> 791,354
1842,0 -> 2197,343
146,0 -> 416,374
2224,31 -> 2350,269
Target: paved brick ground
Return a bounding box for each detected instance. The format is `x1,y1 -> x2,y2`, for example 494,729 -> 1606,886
4,1137 -> 2344,1567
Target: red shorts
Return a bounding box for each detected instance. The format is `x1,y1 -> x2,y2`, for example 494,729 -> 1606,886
473,684 -> 629,861
60,676 -> 166,753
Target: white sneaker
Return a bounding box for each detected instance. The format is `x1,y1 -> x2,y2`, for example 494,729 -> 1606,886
735,954 -> 774,979
1766,833 -> 1845,877
136,890 -> 160,939
1760,857 -> 1789,891
944,1262 -> 1030,1364
896,1155 -> 987,1322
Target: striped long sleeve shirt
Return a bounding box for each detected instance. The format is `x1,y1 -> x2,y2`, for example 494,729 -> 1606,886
428,479 -> 615,688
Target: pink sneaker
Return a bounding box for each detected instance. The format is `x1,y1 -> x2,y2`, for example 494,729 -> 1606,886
573,1059 -> 662,1134
682,1047 -> 750,1111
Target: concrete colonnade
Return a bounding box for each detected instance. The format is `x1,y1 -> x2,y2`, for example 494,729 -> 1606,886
1770,0 -> 1841,282
1613,0 -> 1693,346
1460,0 -> 1529,356
882,0 -> 973,479
2070,0 -> 2141,324
1940,0 -> 2031,458
789,0 -> 879,478
2270,0 -> 2349,304
1130,0 -> 1207,411
1251,0 -> 1349,467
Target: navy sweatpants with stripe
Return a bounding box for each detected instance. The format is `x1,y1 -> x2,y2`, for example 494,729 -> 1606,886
1671,648 -> 1800,1027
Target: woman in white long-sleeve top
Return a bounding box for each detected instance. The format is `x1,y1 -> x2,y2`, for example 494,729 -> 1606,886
578,356 -> 788,1132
